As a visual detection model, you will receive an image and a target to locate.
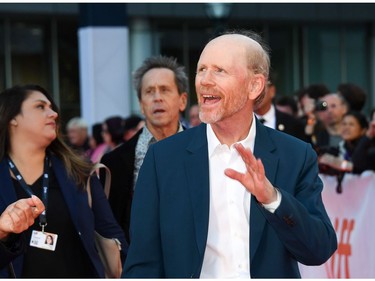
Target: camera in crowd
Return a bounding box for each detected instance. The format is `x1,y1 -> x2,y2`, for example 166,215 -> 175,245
315,100 -> 328,111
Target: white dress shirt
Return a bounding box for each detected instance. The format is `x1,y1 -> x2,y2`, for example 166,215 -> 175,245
255,104 -> 276,129
200,115 -> 281,278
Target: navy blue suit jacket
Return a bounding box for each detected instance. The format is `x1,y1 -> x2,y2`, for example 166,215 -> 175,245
0,155 -> 126,278
124,120 -> 337,278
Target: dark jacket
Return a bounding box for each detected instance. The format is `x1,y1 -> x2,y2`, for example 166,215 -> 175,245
0,155 -> 126,278
275,109 -> 310,143
351,135 -> 375,173
124,121 -> 337,278
100,129 -> 141,244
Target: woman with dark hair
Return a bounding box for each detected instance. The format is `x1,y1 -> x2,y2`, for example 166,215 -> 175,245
45,234 -> 54,245
0,85 -> 126,278
102,116 -> 124,153
339,111 -> 368,159
319,111 -> 369,174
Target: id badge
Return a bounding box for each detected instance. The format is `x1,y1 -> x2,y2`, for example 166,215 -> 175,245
30,230 -> 58,251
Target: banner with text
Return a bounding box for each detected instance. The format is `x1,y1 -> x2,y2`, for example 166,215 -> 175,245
299,171 -> 375,278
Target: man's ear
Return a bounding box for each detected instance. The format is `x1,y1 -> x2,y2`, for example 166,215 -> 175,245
248,74 -> 266,100
179,92 -> 188,112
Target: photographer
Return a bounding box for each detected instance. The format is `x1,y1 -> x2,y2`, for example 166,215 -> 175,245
313,92 -> 349,152
295,84 -> 330,145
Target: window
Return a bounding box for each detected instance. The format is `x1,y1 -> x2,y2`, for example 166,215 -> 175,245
10,21 -> 50,88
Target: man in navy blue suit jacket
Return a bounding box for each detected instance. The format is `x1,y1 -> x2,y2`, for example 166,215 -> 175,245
124,30 -> 337,278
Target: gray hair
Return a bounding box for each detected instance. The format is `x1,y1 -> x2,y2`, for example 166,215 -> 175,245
66,117 -> 88,130
132,55 -> 189,100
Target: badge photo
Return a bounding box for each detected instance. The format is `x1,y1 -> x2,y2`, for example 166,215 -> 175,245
30,230 -> 58,251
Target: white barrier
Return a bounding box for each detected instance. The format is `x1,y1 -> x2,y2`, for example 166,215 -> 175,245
299,171 -> 375,278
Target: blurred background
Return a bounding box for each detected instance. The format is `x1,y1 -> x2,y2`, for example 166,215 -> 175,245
0,2 -> 374,128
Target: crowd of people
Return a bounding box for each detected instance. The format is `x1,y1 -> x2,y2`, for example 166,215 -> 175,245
65,114 -> 145,164
244,72 -> 375,179
1,28 -> 375,278
65,68 -> 375,181
284,83 -> 374,176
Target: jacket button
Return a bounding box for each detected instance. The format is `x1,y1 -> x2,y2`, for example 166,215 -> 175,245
283,216 -> 295,227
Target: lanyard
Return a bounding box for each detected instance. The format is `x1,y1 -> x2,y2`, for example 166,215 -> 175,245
7,155 -> 49,232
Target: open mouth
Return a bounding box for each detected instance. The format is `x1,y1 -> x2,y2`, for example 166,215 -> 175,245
153,109 -> 165,114
202,95 -> 221,104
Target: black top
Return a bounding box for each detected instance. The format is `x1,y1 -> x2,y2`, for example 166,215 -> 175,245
351,135 -> 375,174
13,169 -> 96,278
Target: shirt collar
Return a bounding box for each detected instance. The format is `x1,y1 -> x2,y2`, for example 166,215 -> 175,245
142,122 -> 185,146
141,125 -> 156,146
256,104 -> 275,121
206,114 -> 257,158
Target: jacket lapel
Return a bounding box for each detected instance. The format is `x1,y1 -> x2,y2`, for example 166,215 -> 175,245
181,121 -> 280,264
0,159 -> 18,208
0,156 -> 81,232
250,120 -> 279,261
184,124 -> 210,257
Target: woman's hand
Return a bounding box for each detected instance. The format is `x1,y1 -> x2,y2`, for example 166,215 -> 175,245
0,195 -> 45,240
319,153 -> 353,172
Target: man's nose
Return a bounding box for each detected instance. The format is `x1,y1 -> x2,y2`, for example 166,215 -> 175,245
199,70 -> 215,86
153,89 -> 162,100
